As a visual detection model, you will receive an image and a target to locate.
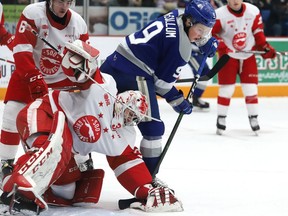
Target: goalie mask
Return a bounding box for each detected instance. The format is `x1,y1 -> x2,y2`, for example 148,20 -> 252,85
112,91 -> 148,128
61,40 -> 99,84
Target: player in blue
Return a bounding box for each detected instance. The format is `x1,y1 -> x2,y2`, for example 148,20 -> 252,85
189,44 -> 211,111
100,0 -> 218,175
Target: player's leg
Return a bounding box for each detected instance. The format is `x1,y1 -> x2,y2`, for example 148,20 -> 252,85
189,53 -> 211,111
107,145 -> 183,212
43,157 -> 104,207
240,55 -> 260,133
216,57 -> 238,135
136,77 -> 164,175
1,110 -> 73,213
0,101 -> 26,184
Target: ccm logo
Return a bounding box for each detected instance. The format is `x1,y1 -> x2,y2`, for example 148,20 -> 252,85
18,147 -> 53,175
29,74 -> 43,82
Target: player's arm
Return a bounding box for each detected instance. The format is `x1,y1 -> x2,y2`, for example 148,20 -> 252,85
13,14 -> 48,100
252,12 -> 276,59
0,12 -> 14,51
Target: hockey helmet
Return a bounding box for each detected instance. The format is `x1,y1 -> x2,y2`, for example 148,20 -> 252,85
112,91 -> 148,127
184,0 -> 216,28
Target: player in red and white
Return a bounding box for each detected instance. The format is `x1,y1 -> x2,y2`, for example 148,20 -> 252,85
1,40 -> 183,214
0,3 -> 14,50
0,0 -> 90,182
212,0 -> 276,135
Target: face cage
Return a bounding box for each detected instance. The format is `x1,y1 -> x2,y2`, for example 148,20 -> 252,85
123,108 -> 143,126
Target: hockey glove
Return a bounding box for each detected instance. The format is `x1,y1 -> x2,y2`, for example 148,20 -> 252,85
260,42 -> 276,59
25,70 -> 48,100
0,32 -> 15,51
165,88 -> 192,114
199,36 -> 218,57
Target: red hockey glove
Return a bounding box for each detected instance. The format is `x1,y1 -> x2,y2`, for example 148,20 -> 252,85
0,32 -> 15,51
25,71 -> 48,100
260,43 -> 276,59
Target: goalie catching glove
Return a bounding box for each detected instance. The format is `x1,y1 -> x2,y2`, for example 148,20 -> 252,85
61,40 -> 100,83
132,184 -> 183,212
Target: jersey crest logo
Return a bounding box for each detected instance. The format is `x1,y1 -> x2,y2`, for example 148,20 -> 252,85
73,115 -> 101,143
232,32 -> 247,50
40,48 -> 62,75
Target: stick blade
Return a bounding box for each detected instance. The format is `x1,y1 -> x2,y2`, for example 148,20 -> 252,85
118,198 -> 138,210
199,54 -> 230,81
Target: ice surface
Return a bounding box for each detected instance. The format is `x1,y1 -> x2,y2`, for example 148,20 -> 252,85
1,97 -> 288,216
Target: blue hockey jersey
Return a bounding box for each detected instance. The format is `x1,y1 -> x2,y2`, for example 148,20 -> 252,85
101,9 -> 193,97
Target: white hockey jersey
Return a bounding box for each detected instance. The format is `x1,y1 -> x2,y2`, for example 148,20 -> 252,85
213,3 -> 264,60
48,74 -> 136,156
13,2 -> 88,84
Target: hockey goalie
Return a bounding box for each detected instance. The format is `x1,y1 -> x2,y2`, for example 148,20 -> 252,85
0,40 -> 183,214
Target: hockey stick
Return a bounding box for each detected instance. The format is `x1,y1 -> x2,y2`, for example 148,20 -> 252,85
118,54 -> 230,210
235,50 -> 287,56
25,24 -> 61,55
0,57 -> 15,64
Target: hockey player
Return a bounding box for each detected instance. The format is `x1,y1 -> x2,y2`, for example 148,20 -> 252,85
0,3 -> 14,50
100,0 -> 218,175
0,0 -> 91,183
212,0 -> 276,135
1,40 -> 183,214
189,44 -> 211,111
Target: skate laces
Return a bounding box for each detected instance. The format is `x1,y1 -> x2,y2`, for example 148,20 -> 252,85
149,187 -> 171,205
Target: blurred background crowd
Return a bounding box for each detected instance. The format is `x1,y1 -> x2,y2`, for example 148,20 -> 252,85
1,0 -> 288,36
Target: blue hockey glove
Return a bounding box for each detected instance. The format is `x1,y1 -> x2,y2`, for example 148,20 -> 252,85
165,89 -> 192,114
199,36 -> 218,57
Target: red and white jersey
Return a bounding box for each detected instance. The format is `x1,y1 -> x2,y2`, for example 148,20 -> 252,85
212,3 -> 266,60
48,74 -> 136,156
13,2 -> 89,84
0,3 -> 3,23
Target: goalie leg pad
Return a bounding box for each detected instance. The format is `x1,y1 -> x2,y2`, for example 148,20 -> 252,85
72,169 -> 105,205
3,111 -> 73,208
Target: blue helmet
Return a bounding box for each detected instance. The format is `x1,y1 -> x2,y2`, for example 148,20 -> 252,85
184,0 -> 216,28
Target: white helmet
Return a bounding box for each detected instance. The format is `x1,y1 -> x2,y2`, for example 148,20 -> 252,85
112,90 -> 148,127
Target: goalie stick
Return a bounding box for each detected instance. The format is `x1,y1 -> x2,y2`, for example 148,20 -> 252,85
118,54 -> 230,210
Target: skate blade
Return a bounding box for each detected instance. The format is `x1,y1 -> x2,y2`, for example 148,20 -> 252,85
192,107 -> 210,112
216,129 -> 224,135
253,130 -> 259,136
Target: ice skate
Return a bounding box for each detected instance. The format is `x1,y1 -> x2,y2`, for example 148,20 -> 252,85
216,115 -> 226,135
0,159 -> 13,189
1,185 -> 45,215
249,115 -> 260,135
192,95 -> 210,111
